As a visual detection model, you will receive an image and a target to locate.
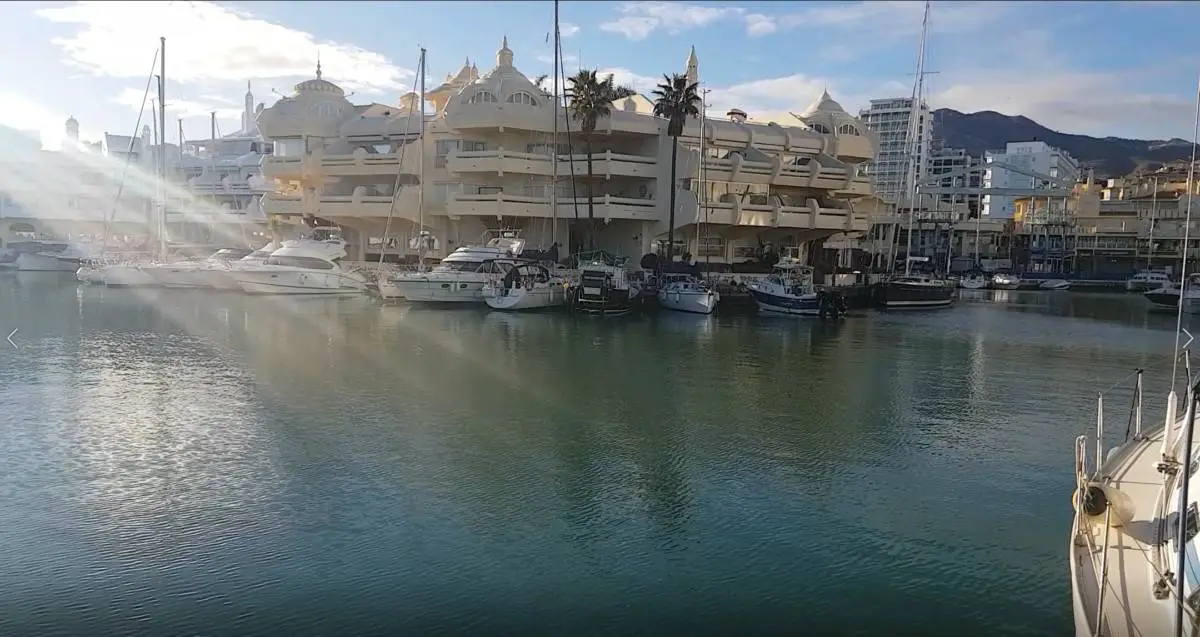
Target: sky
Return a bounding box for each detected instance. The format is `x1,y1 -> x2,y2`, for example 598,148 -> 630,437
1,0 -> 1199,150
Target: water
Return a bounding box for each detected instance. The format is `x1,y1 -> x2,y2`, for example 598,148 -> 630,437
0,275 -> 1185,636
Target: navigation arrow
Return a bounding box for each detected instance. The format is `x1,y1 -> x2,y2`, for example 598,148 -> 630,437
6,328 -> 16,349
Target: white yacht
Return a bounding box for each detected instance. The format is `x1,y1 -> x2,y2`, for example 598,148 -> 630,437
991,272 -> 1021,290
483,261 -> 568,311
140,247 -> 256,289
658,273 -> 718,315
1127,270 -> 1173,293
233,238 -> 366,295
202,242 -> 279,290
959,272 -> 990,290
99,259 -> 160,287
385,233 -> 525,303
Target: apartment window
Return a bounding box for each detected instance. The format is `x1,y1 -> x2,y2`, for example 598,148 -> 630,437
697,236 -> 726,258
435,140 -> 487,167
274,138 -> 305,157
836,124 -> 860,136
468,90 -> 498,104
429,182 -> 463,203
507,92 -> 538,106
810,123 -> 831,135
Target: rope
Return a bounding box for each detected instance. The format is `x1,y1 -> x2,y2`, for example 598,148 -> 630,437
377,49 -> 424,270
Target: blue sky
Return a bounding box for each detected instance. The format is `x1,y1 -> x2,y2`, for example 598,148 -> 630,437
1,0 -> 1198,149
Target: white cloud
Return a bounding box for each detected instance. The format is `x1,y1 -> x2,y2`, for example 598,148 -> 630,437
35,1 -> 414,94
597,67 -> 662,97
535,52 -> 580,67
762,1 -> 1008,59
111,87 -> 242,123
560,22 -> 581,38
600,2 -> 745,41
744,14 -> 777,38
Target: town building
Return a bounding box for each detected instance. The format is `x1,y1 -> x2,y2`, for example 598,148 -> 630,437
255,39 -> 879,265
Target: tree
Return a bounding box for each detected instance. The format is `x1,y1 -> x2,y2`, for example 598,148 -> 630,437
651,73 -> 701,266
533,75 -> 549,95
566,69 -> 636,251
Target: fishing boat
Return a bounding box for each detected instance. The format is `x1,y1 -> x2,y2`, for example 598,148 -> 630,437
568,252 -> 643,317
1069,68 -> 1200,637
749,260 -> 821,317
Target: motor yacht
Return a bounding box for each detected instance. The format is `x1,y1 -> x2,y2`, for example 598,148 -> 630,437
232,239 -> 366,295
385,233 -> 526,303
141,248 -> 256,289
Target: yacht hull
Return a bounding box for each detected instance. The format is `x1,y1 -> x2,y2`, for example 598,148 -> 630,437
658,289 -> 718,315
142,264 -> 210,289
876,280 -> 955,310
235,270 -> 366,295
569,285 -> 640,317
750,289 -> 819,316
103,265 -> 160,288
1143,290 -> 1180,310
1039,279 -> 1071,291
959,277 -> 989,290
392,277 -> 487,303
15,254 -> 78,272
485,285 -> 566,311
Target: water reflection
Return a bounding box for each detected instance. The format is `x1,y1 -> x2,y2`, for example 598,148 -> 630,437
0,278 -> 1186,635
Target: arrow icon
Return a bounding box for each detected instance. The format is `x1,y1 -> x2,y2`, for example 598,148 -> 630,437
6,328 -> 16,349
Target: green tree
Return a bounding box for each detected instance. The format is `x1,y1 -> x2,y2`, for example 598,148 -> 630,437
566,69 -> 636,251
651,73 -> 701,265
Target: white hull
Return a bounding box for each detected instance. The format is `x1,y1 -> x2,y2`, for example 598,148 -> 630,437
235,269 -> 367,295
377,280 -> 404,300
201,268 -> 244,291
76,266 -> 104,284
141,264 -> 210,289
658,289 -> 718,315
485,284 -> 566,310
393,277 -> 487,303
1039,279 -> 1070,291
103,265 -> 160,287
959,277 -> 989,290
16,254 -> 78,272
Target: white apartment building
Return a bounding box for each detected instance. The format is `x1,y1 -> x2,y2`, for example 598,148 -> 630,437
928,146 -> 983,217
983,140 -> 1079,218
857,97 -> 932,206
255,39 -> 879,264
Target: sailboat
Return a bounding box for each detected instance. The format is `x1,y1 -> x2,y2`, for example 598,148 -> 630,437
874,1 -> 955,310
376,48 -> 427,301
659,82 -> 718,315
1069,73 -> 1200,637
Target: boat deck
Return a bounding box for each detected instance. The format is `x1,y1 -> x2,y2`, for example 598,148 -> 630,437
1072,429 -> 1178,637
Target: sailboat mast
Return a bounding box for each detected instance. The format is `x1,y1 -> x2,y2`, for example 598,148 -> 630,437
699,85 -> 708,268
902,1 -> 931,277
551,0 -> 560,248
157,36 -> 167,258
417,48 -> 427,267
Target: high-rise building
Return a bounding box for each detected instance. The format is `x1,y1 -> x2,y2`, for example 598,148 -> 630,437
983,141 -> 1079,218
857,97 -> 932,206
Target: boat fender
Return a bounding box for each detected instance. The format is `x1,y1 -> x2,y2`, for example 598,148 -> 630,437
1073,482 -> 1135,527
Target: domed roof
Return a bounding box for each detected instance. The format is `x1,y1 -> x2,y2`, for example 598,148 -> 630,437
65,115 -> 78,127
294,60 -> 344,96
800,89 -> 845,118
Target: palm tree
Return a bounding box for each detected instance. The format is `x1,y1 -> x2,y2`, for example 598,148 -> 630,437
652,73 -> 701,265
566,69 -> 636,251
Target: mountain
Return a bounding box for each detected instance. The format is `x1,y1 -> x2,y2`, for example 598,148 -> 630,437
932,108 -> 1195,178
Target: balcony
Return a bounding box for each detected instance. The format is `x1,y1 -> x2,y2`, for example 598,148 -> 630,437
696,198 -> 865,233
446,149 -> 658,179
264,188 -> 421,220
263,147 -> 420,180
447,193 -> 657,222
702,154 -> 872,196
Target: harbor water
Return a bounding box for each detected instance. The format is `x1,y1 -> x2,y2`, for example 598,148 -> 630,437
0,275 -> 1184,636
